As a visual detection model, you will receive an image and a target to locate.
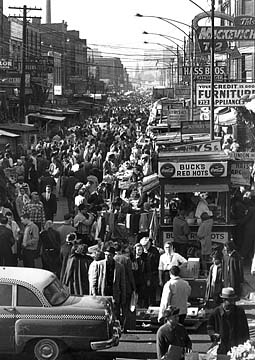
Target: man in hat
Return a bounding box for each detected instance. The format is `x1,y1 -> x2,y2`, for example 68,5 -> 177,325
207,287 -> 249,354
90,245 -> 126,321
156,305 -> 192,360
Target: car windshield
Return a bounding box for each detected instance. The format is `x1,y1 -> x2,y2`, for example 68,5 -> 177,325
43,278 -> 69,306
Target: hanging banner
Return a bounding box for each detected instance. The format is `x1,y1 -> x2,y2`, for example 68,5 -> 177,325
196,83 -> 255,107
231,161 -> 252,186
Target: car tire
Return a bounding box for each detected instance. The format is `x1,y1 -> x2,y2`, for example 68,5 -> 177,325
33,338 -> 61,360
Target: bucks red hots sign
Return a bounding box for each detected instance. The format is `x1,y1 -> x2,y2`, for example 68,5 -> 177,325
159,161 -> 228,178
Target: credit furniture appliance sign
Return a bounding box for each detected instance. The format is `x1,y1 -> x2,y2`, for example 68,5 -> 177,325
159,161 -> 228,178
196,83 -> 255,107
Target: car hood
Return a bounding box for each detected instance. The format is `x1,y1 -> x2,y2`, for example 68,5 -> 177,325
62,295 -> 113,312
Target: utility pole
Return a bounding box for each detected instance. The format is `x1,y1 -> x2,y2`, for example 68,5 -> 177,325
210,0 -> 215,140
9,6 -> 41,122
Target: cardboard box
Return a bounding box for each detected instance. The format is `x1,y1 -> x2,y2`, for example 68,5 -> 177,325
180,258 -> 200,278
187,258 -> 200,278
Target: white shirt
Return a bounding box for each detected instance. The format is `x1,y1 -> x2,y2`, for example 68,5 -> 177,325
158,252 -> 187,271
158,275 -> 191,320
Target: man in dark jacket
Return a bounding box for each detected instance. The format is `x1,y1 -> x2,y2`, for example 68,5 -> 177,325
41,185 -> 58,221
114,242 -> 136,332
140,237 -> 160,306
207,287 -> 249,354
63,171 -> 79,214
0,215 -> 15,266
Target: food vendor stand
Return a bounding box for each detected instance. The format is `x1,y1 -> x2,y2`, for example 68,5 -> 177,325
157,150 -> 235,246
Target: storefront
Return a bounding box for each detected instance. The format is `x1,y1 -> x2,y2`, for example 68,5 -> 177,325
158,151 -> 235,246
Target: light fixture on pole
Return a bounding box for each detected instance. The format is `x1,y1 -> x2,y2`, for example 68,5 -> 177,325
143,31 -> 184,51
137,12 -> 194,119
144,41 -> 178,87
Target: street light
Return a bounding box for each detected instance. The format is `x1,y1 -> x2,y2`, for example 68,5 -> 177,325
144,41 -> 178,86
137,12 -> 194,120
144,41 -> 178,57
143,31 -> 184,51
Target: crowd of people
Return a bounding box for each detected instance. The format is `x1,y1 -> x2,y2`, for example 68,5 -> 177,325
0,93 -> 252,358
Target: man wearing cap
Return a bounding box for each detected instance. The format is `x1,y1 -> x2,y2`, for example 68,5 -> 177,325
156,305 -> 192,360
207,287 -> 249,354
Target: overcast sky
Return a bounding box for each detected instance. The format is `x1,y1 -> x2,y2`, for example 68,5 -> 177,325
4,0 -> 210,72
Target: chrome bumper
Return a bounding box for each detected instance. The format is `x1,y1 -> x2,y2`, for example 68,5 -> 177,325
90,320 -> 121,351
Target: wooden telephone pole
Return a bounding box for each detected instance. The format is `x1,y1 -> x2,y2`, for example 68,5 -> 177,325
9,5 -> 41,122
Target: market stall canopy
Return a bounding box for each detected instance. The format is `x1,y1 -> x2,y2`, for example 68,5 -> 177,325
0,129 -> 19,138
215,107 -> 237,126
142,173 -> 159,193
245,98 -> 255,113
27,113 -> 66,122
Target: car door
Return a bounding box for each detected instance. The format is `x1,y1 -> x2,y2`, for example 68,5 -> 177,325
0,283 -> 16,352
14,284 -> 44,316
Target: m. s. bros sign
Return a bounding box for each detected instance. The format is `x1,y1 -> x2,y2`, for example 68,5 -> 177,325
196,83 -> 255,107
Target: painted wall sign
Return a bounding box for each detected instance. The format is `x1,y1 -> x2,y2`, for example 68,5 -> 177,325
182,66 -> 227,81
159,161 -> 228,178
229,152 -> 255,160
170,140 -> 222,152
196,83 -> 255,107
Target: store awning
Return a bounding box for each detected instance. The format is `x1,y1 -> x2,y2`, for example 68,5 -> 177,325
0,129 -> 20,138
215,107 -> 237,126
27,113 -> 66,122
143,173 -> 159,193
165,184 -> 229,193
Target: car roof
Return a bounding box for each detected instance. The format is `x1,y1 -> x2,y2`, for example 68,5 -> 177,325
0,267 -> 55,291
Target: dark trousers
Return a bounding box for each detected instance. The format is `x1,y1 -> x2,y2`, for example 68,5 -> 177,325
22,249 -> 37,268
67,197 -> 74,215
173,242 -> 188,259
179,314 -> 186,325
146,273 -> 159,306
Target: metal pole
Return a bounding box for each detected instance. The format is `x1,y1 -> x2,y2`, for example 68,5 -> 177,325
19,5 -> 27,122
190,25 -> 194,121
210,0 -> 215,140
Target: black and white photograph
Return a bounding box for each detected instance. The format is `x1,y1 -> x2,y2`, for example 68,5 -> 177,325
0,0 -> 255,359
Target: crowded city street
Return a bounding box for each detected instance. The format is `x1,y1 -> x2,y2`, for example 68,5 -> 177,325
2,0 -> 255,360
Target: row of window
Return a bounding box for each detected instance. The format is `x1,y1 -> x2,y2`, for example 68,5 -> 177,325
0,284 -> 42,307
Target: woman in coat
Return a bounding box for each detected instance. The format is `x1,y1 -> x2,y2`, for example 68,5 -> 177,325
131,243 -> 151,308
62,244 -> 93,295
223,241 -> 244,298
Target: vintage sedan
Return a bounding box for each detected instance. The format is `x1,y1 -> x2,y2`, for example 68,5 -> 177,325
0,267 -> 121,360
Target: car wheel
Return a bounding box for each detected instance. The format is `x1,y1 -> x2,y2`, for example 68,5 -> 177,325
33,338 -> 61,360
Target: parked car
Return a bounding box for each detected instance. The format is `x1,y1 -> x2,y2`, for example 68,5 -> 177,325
0,267 -> 121,360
